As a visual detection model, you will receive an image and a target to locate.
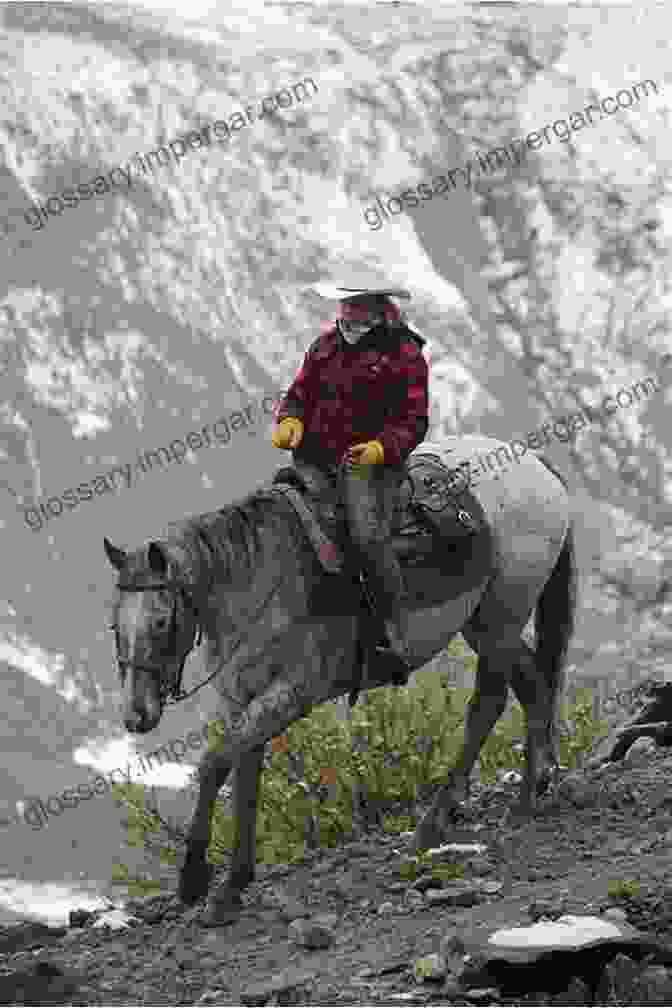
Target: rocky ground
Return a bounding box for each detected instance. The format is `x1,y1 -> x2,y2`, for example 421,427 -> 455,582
3,735 -> 672,1006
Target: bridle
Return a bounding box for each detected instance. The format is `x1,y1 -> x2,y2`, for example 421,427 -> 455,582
109,566 -> 287,707
109,576 -> 218,706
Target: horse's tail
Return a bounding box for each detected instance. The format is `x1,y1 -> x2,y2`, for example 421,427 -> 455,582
534,457 -> 578,757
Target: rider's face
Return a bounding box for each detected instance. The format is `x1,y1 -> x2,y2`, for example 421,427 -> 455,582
338,299 -> 383,343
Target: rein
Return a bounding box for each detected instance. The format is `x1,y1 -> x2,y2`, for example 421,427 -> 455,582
111,557 -> 286,707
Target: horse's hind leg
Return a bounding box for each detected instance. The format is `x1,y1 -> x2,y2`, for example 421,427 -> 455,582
507,640 -> 556,815
414,644 -> 509,851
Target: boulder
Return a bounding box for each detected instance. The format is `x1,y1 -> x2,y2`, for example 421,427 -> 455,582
288,913 -> 338,949
628,965 -> 672,1005
464,988 -> 501,1003
594,952 -> 640,1004
558,773 -> 600,808
483,915 -> 651,964
0,922 -> 67,956
549,976 -> 591,1005
239,967 -> 317,1006
591,681 -> 672,764
425,883 -> 484,907
0,960 -> 81,1006
623,735 -> 659,766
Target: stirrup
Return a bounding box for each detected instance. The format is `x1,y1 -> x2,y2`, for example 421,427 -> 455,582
372,646 -> 411,686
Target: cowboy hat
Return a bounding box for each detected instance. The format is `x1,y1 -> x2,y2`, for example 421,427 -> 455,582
312,282 -> 411,302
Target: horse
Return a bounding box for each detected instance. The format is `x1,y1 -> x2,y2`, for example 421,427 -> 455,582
104,434 -> 577,925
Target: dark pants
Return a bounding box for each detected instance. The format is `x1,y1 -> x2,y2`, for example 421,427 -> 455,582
292,455 -> 406,624
340,461 -> 406,625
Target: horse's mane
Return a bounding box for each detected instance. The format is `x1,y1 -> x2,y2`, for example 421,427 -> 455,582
157,490 -> 290,593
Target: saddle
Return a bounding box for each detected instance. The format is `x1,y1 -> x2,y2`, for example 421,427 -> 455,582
261,449 -> 493,705
270,450 -> 484,569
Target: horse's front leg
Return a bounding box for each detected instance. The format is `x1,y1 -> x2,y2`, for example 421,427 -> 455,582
179,748 -> 231,904
202,678 -> 309,924
203,744 -> 265,925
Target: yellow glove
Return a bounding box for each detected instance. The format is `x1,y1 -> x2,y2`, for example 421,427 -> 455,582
345,440 -> 385,465
271,417 -> 304,450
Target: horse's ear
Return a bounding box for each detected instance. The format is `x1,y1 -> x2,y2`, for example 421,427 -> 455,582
104,537 -> 127,571
147,541 -> 169,576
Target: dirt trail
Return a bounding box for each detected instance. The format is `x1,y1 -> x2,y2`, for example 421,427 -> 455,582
4,748 -> 672,1005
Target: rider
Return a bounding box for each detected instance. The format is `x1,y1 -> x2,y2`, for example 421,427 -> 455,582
271,281 -> 429,685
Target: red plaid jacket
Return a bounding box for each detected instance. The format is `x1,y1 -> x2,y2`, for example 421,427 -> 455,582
276,321 -> 429,467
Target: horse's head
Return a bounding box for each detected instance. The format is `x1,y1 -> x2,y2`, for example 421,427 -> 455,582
104,537 -> 202,733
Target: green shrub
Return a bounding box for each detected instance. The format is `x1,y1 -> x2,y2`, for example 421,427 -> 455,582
560,687 -> 609,768
112,652 -> 608,893
608,878 -> 641,900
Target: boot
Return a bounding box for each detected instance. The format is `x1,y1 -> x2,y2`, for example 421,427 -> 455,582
375,615 -> 412,687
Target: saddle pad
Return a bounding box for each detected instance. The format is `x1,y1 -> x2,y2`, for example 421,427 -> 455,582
261,485 -> 345,573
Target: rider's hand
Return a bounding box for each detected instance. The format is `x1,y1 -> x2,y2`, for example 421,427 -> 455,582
271,417 -> 304,450
344,440 -> 385,465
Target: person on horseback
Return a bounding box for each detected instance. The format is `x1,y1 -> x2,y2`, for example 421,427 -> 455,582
271,281 -> 429,686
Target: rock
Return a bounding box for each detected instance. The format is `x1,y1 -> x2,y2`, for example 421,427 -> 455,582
92,907 -> 140,930
527,899 -> 559,922
559,773 -> 600,808
425,842 -> 488,858
456,955 -> 499,990
594,953 -> 640,1004
0,922 -> 67,956
628,965 -> 672,1005
404,889 -> 425,910
479,881 -> 504,897
467,856 -> 496,875
239,967 -> 317,1006
602,907 -> 629,924
426,884 -> 483,908
413,953 -> 447,982
288,914 -> 337,950
441,929 -> 468,968
465,988 -> 500,1003
0,960 -> 81,1006
550,976 -> 591,1005
442,978 -> 464,999
412,875 -> 439,893
345,842 -> 371,858
624,735 -> 659,765
196,988 -> 230,1005
278,900 -> 309,923
496,770 -> 522,785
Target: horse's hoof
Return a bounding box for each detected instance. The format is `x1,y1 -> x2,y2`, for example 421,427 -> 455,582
412,818 -> 444,853
536,770 -> 554,798
505,799 -> 535,826
202,889 -> 243,927
178,859 -> 214,905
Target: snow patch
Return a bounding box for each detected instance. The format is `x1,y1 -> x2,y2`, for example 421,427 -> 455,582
489,915 -> 623,949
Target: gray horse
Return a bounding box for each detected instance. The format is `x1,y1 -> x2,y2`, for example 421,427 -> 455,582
104,435 -> 577,924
